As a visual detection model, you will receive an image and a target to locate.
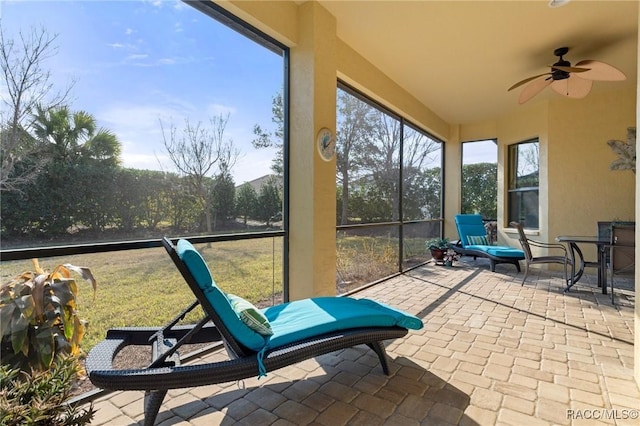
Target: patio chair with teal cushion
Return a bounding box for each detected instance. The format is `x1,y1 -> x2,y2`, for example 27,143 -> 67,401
451,214 -> 525,272
86,237 -> 423,426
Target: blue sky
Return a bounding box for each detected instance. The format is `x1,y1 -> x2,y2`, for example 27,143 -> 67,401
1,0 -> 283,184
1,0 -> 495,184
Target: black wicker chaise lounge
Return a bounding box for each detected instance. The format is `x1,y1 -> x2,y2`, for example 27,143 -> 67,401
86,237 -> 422,425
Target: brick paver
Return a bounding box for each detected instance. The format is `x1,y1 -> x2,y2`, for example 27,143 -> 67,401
86,260 -> 637,425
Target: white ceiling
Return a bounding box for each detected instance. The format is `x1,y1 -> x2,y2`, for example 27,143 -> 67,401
318,0 -> 638,125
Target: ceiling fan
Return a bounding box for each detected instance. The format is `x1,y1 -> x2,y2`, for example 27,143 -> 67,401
508,47 -> 626,104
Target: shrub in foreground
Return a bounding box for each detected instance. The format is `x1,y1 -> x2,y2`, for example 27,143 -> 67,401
1,260 -> 96,372
0,355 -> 94,425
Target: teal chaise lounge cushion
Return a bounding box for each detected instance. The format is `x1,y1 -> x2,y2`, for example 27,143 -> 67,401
452,214 -> 524,272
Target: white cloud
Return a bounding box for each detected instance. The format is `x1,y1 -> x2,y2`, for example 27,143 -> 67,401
121,152 -> 168,171
462,140 -> 497,165
232,150 -> 276,184
206,103 -> 237,117
107,42 -> 139,53
142,0 -> 183,9
125,28 -> 134,36
127,53 -> 149,61
97,97 -> 212,169
99,103 -> 187,136
158,58 -> 176,65
97,100 -> 271,183
98,103 -> 184,168
126,55 -> 196,68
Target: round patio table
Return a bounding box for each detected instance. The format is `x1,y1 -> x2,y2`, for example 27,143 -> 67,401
556,235 -> 609,294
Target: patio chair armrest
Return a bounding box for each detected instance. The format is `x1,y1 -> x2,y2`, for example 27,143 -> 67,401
527,239 -> 568,254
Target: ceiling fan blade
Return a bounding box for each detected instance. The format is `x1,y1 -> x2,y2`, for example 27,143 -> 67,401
550,65 -> 590,73
518,78 -> 552,104
508,72 -> 551,91
550,74 -> 593,99
574,60 -> 626,81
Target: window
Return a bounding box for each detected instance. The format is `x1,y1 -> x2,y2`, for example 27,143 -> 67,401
335,83 -> 444,291
461,140 -> 497,220
402,123 -> 443,272
2,0 -> 290,344
403,123 -> 443,221
508,139 -> 539,229
336,86 -> 400,226
1,1 -> 287,247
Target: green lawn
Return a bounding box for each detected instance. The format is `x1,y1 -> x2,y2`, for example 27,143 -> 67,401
1,238 -> 283,352
2,233 -> 428,355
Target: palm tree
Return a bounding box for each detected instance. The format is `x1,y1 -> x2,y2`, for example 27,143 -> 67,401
29,105 -> 122,233
31,105 -> 120,165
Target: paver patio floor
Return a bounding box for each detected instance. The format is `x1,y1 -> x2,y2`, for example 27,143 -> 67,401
87,259 -> 638,425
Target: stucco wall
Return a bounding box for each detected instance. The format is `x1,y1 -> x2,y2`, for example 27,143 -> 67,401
336,41 -> 449,142
218,0 -> 639,384
459,89 -> 636,260
222,1 -> 299,46
548,89 -> 636,247
220,1 -> 449,142
495,102 -> 550,246
634,3 -> 639,387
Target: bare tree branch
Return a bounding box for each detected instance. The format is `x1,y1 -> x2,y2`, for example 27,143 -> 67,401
160,113 -> 239,233
0,21 -> 75,192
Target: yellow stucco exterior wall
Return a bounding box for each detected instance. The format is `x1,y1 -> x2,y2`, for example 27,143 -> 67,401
221,1 -> 299,46
336,41 -> 449,142
458,89 -> 636,258
494,102 -> 550,245
216,0 -> 639,385
215,0 -> 450,299
288,2 -> 338,299
462,90 -> 637,257
635,3 -> 639,386
548,90 -> 636,243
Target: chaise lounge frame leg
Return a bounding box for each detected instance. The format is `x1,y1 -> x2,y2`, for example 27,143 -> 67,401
366,341 -> 390,375
144,389 -> 168,426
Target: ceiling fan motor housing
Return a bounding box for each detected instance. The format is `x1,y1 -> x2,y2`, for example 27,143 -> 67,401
551,60 -> 570,80
552,47 -> 570,80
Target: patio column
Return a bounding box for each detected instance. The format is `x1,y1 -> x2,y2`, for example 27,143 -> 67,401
635,3 -> 640,387
444,125 -> 462,239
288,2 -> 337,300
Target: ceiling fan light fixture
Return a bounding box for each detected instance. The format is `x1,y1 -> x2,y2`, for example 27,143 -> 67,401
548,0 -> 570,8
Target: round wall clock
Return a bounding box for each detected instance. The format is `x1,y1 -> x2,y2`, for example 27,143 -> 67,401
317,127 -> 335,161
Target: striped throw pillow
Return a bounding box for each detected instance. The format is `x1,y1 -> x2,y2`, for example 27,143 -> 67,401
227,294 -> 274,336
467,235 -> 489,245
